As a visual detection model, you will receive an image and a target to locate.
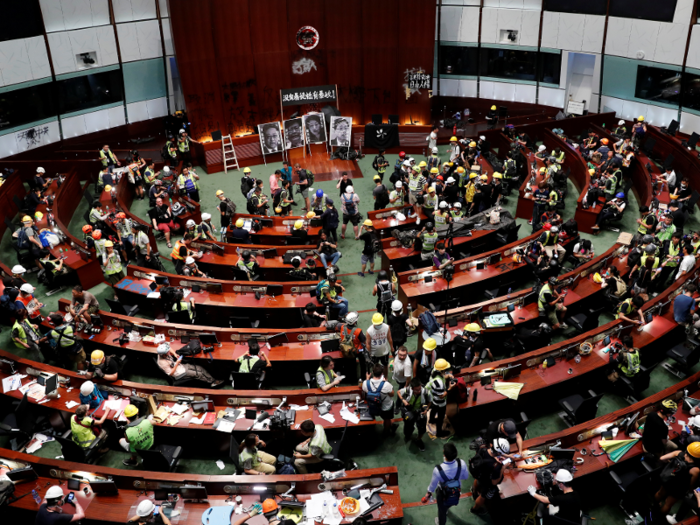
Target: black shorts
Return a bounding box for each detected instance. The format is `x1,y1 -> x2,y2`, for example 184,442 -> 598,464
378,408 -> 394,421
343,213 -> 360,225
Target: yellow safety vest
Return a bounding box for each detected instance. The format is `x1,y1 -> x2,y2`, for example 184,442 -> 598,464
620,350 -> 640,377
71,416 -> 97,447
103,252 -> 123,275
239,355 -> 260,373
99,149 -> 117,167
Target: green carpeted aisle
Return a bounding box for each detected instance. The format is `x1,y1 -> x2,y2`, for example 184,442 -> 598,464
2,145 -> 699,524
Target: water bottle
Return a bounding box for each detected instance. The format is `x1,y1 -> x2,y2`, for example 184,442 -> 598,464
332,503 -> 341,519
322,501 -> 329,520
507,288 -> 512,299
32,489 -> 41,505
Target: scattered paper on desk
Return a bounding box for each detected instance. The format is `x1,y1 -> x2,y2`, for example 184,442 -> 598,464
190,415 -> 204,425
340,408 -> 359,425
170,403 -> 190,415
182,289 -> 191,298
305,500 -> 323,519
147,292 -> 161,299
319,413 -> 336,424
216,419 -> 235,433
289,404 -> 309,411
65,401 -> 79,409
26,441 -> 43,453
493,381 -> 525,401
2,374 -> 22,393
216,460 -> 225,470
252,418 -> 270,430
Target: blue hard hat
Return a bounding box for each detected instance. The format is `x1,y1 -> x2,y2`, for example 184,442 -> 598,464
615,192 -> 625,199
316,189 -> 324,198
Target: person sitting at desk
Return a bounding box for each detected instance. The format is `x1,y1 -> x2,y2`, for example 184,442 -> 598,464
291,220 -> 310,244
237,339 -> 271,375
230,218 -> 252,244
47,313 -> 86,370
607,335 -> 640,383
39,249 -> 67,279
656,444 -> 700,520
294,419 -> 333,473
616,295 -> 646,325
319,274 -> 348,317
463,323 -> 494,367
591,192 -> 627,231
538,276 -> 567,331
127,500 -> 172,525
36,485 -> 86,525
171,233 -> 201,275
25,186 -> 46,217
316,230 -> 341,270
120,404 -> 154,466
156,343 -> 223,387
316,355 -> 342,391
240,433 -> 276,475
302,303 -> 326,328
67,283 -> 98,323
149,197 -> 181,249
182,256 -> 206,278
79,381 -> 104,409
148,180 -> 167,206
71,404 -> 111,454
236,250 -> 259,281
288,256 -> 316,281
433,243 -> 453,270
85,350 -> 119,382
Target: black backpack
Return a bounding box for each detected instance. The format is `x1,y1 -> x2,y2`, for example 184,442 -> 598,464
562,218 -> 578,236
0,480 -> 15,506
241,176 -> 255,197
160,286 -> 183,306
177,339 -> 202,356
376,185 -> 390,208
246,196 -> 258,214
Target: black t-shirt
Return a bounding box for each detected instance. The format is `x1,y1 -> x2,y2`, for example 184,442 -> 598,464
671,209 -> 686,230
549,491 -> 582,524
318,240 -> 337,256
642,412 -> 669,454
35,504 -> 74,525
484,418 -> 514,444
302,312 -> 323,328
360,231 -> 376,256
88,357 -> 119,377
149,205 -> 171,224
230,228 -> 250,242
298,170 -> 309,188
291,229 -> 308,241
477,451 -> 503,488
338,179 -> 352,196
387,312 -> 408,343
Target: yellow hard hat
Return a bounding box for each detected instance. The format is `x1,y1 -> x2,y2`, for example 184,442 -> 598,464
670,193 -> 679,200
450,136 -> 458,142
466,322 -> 481,333
638,115 -> 645,122
593,272 -> 603,284
589,169 -> 595,176
243,167 -> 251,173
430,167 -> 439,174
428,187 -> 435,193
423,338 -> 437,352
216,190 -> 225,196
419,161 -> 427,168
373,174 -> 381,181
491,105 -> 497,111
448,162 -> 454,167
294,220 -> 304,230
469,172 -> 478,179
372,313 -> 384,325
306,211 -> 316,219
480,174 -> 488,181
688,442 -> 700,458
493,172 -> 503,179
442,162 -> 450,167
104,240 -> 114,248
364,219 -> 374,227
22,215 -> 32,223
434,358 -> 451,371
235,219 -> 245,228
275,206 -> 282,213
124,404 -> 139,418
456,167 -> 465,173
104,185 -> 112,192
34,211 -> 43,221
469,142 -> 476,148
90,350 -> 104,365
662,399 -> 678,411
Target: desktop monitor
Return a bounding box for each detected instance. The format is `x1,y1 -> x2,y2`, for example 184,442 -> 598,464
122,323 -> 134,334
645,312 -> 653,323
502,364 -> 522,379
207,283 -> 223,294
267,333 -> 289,347
199,332 -> 219,346
155,276 -> 170,286
266,284 -> 284,297
180,486 -> 208,500
549,448 -> 576,461
6,466 -> 37,482
90,314 -> 104,327
154,489 -> 170,501
191,284 -> 201,293
149,282 -> 158,292
260,218 -> 273,228
44,374 -> 58,397
191,400 -> 214,413
90,480 -> 119,495
388,114 -> 399,125
262,248 -> 277,259
488,253 -> 501,265
476,261 -> 486,270
667,120 -> 679,135
211,244 -> 225,256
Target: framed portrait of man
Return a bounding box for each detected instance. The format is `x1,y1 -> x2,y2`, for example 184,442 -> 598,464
283,117 -> 305,149
329,116 -> 352,147
303,113 -> 327,144
258,122 -> 285,155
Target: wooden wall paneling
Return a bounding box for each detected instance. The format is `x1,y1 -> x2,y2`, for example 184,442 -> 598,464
287,0 -> 328,92
325,0 -> 364,124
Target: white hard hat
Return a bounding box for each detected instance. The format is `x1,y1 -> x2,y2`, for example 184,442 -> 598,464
408,157 -> 415,163
157,343 -> 170,355
454,202 -> 462,208
11,264 -> 26,274
432,147 -> 438,154
186,219 -> 196,228
395,181 -> 403,188
345,312 -> 359,325
391,300 -> 403,312
46,486 -> 64,501
402,160 -> 411,167
37,167 -> 45,174
179,128 -> 186,134
80,381 -> 95,396
439,201 -> 448,209
690,416 -> 700,428
345,185 -> 354,194
201,213 -> 211,221
446,177 -> 455,184
555,469 -> 573,483
550,226 -> 559,233
538,145 -> 546,152
185,256 -> 195,265
618,120 -> 625,125
493,438 -> 510,455
20,283 -> 34,294
291,256 -> 302,265
137,500 -> 156,517
479,136 -> 486,141
163,166 -> 170,173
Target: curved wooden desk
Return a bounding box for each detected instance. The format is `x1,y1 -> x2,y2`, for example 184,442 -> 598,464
226,214 -> 323,246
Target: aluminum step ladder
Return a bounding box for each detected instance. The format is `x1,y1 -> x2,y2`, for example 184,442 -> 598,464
222,134 -> 239,173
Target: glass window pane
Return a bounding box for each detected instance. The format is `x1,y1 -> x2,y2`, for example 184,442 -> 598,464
57,70 -> 125,115
0,0 -> 44,42
0,83 -> 56,132
682,72 -> 700,111
479,48 -> 537,82
635,65 -> 681,106
539,52 -> 562,85
438,45 -> 478,76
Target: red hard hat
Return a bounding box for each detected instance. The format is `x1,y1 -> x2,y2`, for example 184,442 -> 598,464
437,175 -> 444,181
543,222 -> 552,231
399,151 -> 406,158
115,212 -> 126,220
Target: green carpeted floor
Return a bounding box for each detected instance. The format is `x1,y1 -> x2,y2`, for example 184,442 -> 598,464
2,144 -> 700,524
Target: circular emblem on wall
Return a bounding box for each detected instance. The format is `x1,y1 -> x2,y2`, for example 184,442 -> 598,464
296,26 -> 319,50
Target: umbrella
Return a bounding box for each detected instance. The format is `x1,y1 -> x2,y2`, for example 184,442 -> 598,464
599,438 -> 639,463
493,381 -> 525,400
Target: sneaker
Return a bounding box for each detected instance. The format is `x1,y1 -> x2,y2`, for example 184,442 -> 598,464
358,272 -> 365,277
123,458 -> 138,467
527,220 -> 533,225
211,380 -> 225,388
368,270 -> 374,275
417,438 -> 426,452
559,323 -> 569,329
435,518 -> 440,525
666,515 -> 678,525
470,507 -> 487,516
416,217 -> 421,226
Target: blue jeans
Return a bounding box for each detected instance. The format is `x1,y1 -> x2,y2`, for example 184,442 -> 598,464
320,252 -> 341,268
330,296 -> 349,317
